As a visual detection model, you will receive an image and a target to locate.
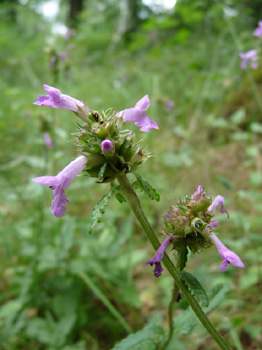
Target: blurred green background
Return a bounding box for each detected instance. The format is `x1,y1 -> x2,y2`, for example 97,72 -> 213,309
0,0 -> 262,349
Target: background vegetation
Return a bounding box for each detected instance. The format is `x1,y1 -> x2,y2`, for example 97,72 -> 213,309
0,0 -> 262,349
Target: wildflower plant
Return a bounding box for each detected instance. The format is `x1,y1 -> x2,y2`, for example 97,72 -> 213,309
32,85 -> 244,350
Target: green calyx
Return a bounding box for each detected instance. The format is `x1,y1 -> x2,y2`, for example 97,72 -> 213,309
75,109 -> 150,182
163,192 -> 214,254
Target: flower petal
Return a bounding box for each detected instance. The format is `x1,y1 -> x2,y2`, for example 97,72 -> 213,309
135,95 -> 150,111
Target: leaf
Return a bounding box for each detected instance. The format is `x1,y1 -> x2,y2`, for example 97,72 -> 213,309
89,184 -> 121,234
111,322 -> 164,350
98,162 -> 107,179
115,192 -> 127,203
78,272 -> 132,334
229,109 -> 245,125
178,247 -> 188,271
0,300 -> 23,319
180,271 -> 209,307
133,173 -> 160,201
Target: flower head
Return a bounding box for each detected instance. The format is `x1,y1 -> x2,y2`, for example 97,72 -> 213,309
209,232 -> 245,271
239,50 -> 259,69
32,156 -> 87,218
253,21 -> 262,37
120,95 -> 159,132
34,84 -> 89,122
146,235 -> 174,277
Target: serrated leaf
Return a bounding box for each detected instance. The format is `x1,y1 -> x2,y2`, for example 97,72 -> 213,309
178,247 -> 188,271
89,185 -> 121,234
133,173 -> 160,201
98,162 -> 107,179
111,322 -> 164,350
115,192 -> 127,203
181,271 -> 209,307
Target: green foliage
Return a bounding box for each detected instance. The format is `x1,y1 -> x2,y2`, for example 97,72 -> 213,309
111,320 -> 164,350
0,0 -> 260,349
89,184 -> 121,234
181,271 -> 209,307
133,173 -> 160,201
178,247 -> 188,271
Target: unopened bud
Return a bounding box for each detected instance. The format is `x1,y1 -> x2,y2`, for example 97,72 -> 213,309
101,139 -> 114,155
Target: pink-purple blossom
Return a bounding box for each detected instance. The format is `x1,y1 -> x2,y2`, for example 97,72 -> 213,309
43,132 -> 53,149
209,232 -> 245,271
253,21 -> 262,37
146,235 -> 174,277
192,185 -> 204,201
239,50 -> 259,69
120,95 -> 159,132
166,99 -> 175,113
34,84 -> 84,112
208,195 -> 226,214
32,156 -> 87,218
101,139 -> 114,154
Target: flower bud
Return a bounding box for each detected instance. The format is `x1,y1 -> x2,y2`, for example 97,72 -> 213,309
101,139 -> 114,155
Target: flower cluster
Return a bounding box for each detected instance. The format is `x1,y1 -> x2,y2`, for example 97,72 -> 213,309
32,85 -> 158,218
146,186 -> 244,277
239,20 -> 262,69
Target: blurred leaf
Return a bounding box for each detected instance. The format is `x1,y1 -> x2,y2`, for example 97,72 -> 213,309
249,172 -> 262,186
245,325 -> 262,340
215,175 -> 233,189
0,300 -> 23,319
229,109 -> 245,125
111,321 -> 164,350
250,122 -> 262,133
78,272 -> 132,333
162,151 -> 192,169
181,271 -> 209,307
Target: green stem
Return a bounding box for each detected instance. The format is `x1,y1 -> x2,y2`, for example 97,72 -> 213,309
163,281 -> 180,350
117,174 -> 232,350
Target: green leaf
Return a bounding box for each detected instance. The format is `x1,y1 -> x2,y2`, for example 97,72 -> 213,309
180,271 -> 209,307
89,184 -> 121,234
111,322 -> 164,350
98,162 -> 107,179
178,247 -> 188,271
115,192 -> 127,203
229,109 -> 245,125
133,173 -> 160,201
0,300 -> 23,319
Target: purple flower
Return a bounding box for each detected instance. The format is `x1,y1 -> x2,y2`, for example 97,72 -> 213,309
32,156 -> 87,218
208,220 -> 219,229
34,85 -> 89,122
146,235 -> 174,277
101,139 -> 114,154
208,195 -> 226,214
239,50 -> 259,69
253,21 -> 262,37
209,233 -> 245,271
43,131 -> 53,149
166,99 -> 175,113
120,95 -> 159,132
192,185 -> 204,201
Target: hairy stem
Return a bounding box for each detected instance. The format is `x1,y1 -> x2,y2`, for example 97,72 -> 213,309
117,174 -> 232,350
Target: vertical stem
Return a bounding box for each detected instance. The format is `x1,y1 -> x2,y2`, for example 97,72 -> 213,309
166,282 -> 180,345
117,174 -> 232,350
